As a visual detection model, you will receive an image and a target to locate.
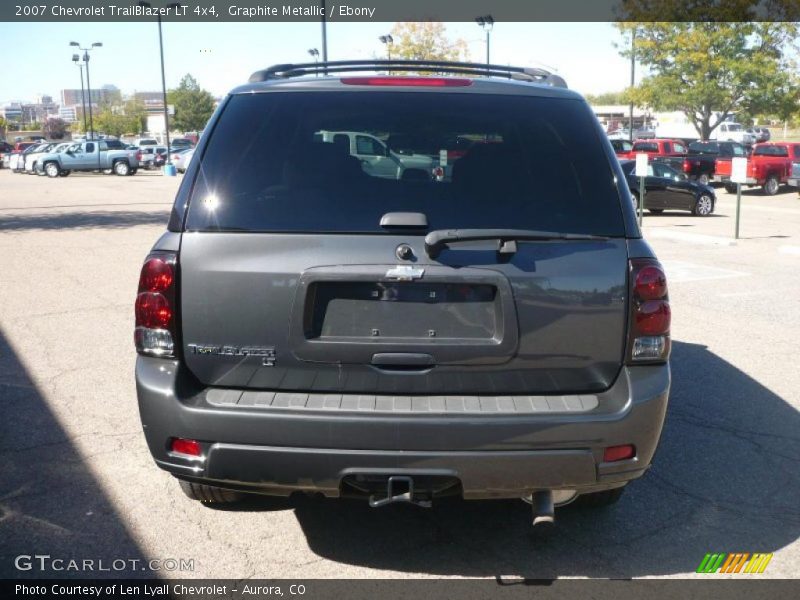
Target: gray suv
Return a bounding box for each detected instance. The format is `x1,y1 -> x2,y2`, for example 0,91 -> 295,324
135,60 -> 671,525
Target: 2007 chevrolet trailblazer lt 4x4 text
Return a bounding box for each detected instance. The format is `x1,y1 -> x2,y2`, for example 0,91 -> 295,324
134,60 -> 671,526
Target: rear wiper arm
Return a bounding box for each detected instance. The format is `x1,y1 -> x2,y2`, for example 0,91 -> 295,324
424,228 -> 608,258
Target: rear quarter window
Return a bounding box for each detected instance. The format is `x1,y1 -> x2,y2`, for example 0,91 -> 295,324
186,91 -> 626,236
753,146 -> 788,157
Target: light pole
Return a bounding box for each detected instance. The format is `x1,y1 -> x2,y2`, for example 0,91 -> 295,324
72,54 -> 88,134
629,28 -> 636,143
140,1 -> 180,170
475,15 -> 494,65
379,35 -> 394,60
69,41 -> 102,140
320,0 -> 328,73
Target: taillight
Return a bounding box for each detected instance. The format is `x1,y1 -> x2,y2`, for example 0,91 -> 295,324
682,159 -> 691,172
135,254 -> 177,357
136,151 -> 142,161
627,258 -> 670,363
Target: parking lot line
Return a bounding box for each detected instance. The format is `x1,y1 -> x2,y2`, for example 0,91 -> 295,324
659,260 -> 748,283
645,229 -> 736,246
715,201 -> 800,216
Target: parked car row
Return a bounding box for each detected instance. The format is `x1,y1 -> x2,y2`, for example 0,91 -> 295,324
3,140 -> 140,177
2,137 -> 197,177
613,131 -> 800,198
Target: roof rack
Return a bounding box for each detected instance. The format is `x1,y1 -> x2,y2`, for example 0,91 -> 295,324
248,59 -> 568,88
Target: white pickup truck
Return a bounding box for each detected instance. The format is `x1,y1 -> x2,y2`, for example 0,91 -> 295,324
316,130 -> 434,180
655,120 -> 754,146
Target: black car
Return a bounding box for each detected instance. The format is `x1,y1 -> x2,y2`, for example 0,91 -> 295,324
620,159 -> 715,216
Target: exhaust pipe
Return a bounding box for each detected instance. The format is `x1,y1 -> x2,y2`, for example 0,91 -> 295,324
531,490 -> 555,526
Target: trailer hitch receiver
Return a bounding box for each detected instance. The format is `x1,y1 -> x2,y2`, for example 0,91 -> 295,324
368,475 -> 432,508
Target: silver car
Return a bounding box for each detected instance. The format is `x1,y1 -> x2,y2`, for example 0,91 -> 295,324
169,147 -> 194,173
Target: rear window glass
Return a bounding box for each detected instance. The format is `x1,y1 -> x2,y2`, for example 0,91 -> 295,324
753,145 -> 789,157
186,91 -> 625,236
688,142 -> 717,154
632,142 -> 658,152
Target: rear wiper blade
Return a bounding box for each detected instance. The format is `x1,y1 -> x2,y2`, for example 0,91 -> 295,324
424,228 -> 608,258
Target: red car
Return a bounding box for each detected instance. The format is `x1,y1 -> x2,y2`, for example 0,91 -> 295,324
715,142 -> 794,195
628,138 -> 689,174
610,139 -> 633,159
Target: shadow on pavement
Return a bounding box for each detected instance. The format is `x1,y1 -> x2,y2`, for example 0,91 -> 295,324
0,330 -> 148,578
224,340 -> 800,577
0,210 -> 170,232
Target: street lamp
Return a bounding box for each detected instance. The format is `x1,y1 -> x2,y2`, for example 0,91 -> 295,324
475,15 -> 494,65
139,1 -> 180,170
71,54 -> 89,134
378,34 -> 394,59
308,48 -> 320,76
69,41 -> 102,139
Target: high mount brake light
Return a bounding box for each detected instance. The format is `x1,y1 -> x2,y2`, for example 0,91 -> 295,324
627,259 -> 670,363
135,254 -> 178,357
340,76 -> 473,87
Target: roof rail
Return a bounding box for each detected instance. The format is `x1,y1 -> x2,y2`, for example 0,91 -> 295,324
248,59 -> 568,88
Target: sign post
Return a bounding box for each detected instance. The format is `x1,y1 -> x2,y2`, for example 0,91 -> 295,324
731,157 -> 748,239
635,152 -> 649,227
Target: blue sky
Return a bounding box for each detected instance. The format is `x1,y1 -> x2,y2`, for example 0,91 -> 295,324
0,22 -> 631,103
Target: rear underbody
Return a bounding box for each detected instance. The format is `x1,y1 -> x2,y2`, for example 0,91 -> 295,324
137,357 -> 669,501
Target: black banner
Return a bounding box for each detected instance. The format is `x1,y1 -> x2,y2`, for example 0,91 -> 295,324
3,579 -> 800,600
2,0 -> 800,22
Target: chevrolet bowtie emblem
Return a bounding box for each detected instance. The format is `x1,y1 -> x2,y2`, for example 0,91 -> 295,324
385,266 -> 425,281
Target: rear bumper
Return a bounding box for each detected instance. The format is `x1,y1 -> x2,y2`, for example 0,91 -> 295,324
713,175 -> 758,185
136,357 -> 670,499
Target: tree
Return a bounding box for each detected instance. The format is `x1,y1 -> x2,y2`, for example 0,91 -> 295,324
389,22 -> 470,63
123,99 -> 147,135
168,74 -> 215,132
0,117 -> 7,137
584,91 -> 628,105
43,118 -> 69,140
616,18 -> 799,138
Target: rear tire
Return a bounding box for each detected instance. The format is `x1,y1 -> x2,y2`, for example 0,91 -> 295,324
128,168 -> 138,176
573,486 -> 626,508
178,480 -> 243,504
648,208 -> 664,214
763,175 -> 779,196
696,173 -> 710,186
113,160 -> 130,176
58,170 -> 71,177
724,183 -> 737,194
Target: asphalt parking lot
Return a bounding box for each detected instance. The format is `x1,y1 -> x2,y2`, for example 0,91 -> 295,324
1,169 -> 799,579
